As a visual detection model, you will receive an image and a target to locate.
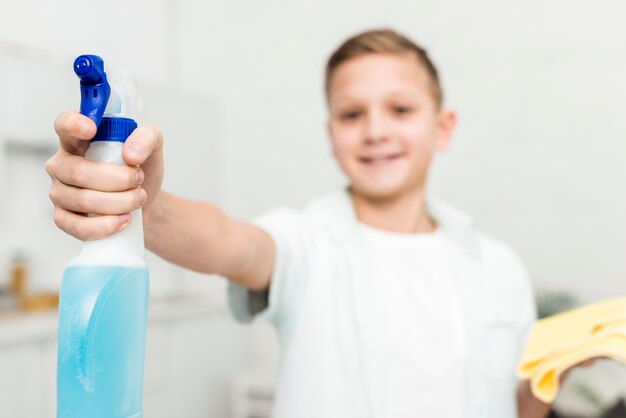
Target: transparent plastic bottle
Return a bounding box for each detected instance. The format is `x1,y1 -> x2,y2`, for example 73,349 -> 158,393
56,55 -> 149,418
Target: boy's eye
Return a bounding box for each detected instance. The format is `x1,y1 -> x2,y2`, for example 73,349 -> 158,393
393,106 -> 412,115
340,111 -> 361,121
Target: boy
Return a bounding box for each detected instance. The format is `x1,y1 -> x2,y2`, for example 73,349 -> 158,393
47,29 -> 555,417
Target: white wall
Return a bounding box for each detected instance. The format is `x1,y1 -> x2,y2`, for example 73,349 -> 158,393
0,0 -> 177,87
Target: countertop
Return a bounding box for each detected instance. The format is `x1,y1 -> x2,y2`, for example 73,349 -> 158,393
0,295 -> 225,348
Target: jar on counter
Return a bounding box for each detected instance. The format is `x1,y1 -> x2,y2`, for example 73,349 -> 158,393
9,251 -> 29,309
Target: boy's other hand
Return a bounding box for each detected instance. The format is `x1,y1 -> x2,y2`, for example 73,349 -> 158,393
45,110 -> 164,241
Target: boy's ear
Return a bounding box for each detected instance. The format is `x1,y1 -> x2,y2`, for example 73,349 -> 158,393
327,119 -> 338,158
435,110 -> 457,151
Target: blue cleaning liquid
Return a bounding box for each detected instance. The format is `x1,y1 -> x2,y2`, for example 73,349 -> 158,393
57,265 -> 149,418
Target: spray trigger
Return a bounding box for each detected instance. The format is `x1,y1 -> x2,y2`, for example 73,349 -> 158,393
74,55 -> 111,127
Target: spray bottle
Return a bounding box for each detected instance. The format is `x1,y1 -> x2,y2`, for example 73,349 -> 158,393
56,55 -> 149,418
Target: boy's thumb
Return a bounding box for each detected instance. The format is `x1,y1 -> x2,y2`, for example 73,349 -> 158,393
122,124 -> 162,165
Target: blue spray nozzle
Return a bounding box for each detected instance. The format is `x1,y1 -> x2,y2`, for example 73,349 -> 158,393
74,54 -> 111,127
74,55 -> 104,84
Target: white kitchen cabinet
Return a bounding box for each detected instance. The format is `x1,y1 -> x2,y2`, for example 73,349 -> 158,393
0,297 -> 250,418
0,344 -> 41,417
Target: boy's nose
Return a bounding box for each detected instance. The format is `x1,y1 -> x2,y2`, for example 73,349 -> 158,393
363,111 -> 390,144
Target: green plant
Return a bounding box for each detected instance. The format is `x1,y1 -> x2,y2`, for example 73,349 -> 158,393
536,290 -> 580,319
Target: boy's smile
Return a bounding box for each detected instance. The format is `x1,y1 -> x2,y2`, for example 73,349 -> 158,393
359,151 -> 405,165
327,53 -> 456,203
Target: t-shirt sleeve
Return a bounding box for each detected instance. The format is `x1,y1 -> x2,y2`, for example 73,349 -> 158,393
227,207 -> 310,327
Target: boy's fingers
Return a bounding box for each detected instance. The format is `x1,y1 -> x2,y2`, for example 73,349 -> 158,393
46,153 -> 143,191
123,124 -> 163,166
577,358 -> 598,367
49,179 -> 146,215
54,111 -> 97,155
53,206 -> 131,241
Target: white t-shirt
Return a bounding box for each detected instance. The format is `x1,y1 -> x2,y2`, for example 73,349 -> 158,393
228,190 -> 536,418
357,223 -> 465,417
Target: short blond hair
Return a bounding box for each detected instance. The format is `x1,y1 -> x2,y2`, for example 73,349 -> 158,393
325,28 -> 443,108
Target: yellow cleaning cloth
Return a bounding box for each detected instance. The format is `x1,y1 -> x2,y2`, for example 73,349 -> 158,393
516,296 -> 626,403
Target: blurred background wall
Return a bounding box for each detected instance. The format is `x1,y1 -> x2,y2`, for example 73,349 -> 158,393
0,0 -> 625,417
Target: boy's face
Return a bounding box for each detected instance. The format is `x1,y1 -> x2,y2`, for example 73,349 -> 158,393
327,53 -> 456,201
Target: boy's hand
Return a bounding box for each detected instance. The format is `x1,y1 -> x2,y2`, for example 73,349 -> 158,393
518,357 -> 604,418
45,110 -> 164,241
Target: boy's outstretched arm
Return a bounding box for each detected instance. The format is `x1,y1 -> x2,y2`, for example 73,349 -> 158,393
46,111 -> 274,291
144,191 -> 274,290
